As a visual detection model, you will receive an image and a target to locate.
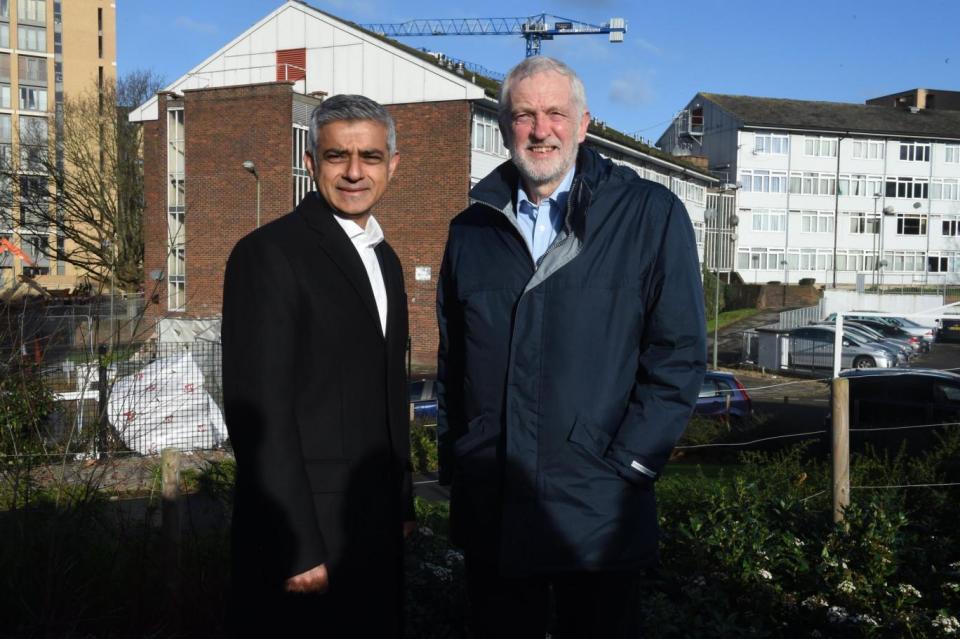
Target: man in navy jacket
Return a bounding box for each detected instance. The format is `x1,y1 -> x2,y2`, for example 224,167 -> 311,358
437,57 -> 706,638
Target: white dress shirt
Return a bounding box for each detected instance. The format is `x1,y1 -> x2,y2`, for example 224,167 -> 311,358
331,213 -> 388,336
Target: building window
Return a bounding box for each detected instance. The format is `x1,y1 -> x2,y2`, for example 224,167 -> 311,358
740,169 -> 787,193
789,172 -> 836,196
472,110 -> 508,158
754,133 -> 789,155
750,208 -> 786,232
884,250 -> 925,272
19,175 -> 47,230
167,108 -> 186,312
931,178 -> 960,201
0,53 -> 8,83
799,210 -> 834,233
0,24 -> 7,49
17,56 -> 47,84
18,86 -> 46,111
849,213 -> 879,234
736,247 -> 785,270
17,0 -> 45,24
896,213 -> 927,236
947,145 -> 960,164
0,113 -> 9,166
17,25 -> 46,52
292,124 -> 311,207
943,219 -> 960,237
0,0 -> 8,19
693,221 -> 704,247
835,249 -> 873,271
852,139 -> 885,160
0,83 -> 8,109
885,176 -> 928,199
899,141 -> 930,162
804,136 -> 837,157
22,233 -> 50,276
19,115 -> 47,170
928,253 -> 960,273
0,174 -> 11,231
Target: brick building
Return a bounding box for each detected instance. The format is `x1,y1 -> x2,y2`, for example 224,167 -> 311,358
131,1 -> 713,366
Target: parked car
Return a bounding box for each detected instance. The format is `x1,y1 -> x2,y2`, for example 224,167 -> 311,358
788,326 -> 894,369
846,318 -> 928,353
409,379 -> 437,420
938,317 -> 960,343
695,371 -> 752,422
824,312 -> 936,345
832,368 -> 960,452
811,322 -> 913,364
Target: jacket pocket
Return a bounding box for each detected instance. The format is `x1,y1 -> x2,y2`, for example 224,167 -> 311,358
453,415 -> 498,458
566,417 -> 624,481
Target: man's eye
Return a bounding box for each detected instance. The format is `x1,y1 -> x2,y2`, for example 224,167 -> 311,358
324,153 -> 347,162
514,114 -> 533,125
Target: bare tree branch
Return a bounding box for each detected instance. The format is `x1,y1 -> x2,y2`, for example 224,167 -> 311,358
2,71 -> 165,292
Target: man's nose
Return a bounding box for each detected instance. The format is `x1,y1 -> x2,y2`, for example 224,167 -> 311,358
531,114 -> 551,140
345,154 -> 363,180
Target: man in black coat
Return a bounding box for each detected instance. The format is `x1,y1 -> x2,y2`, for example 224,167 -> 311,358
437,57 -> 707,638
222,94 -> 414,636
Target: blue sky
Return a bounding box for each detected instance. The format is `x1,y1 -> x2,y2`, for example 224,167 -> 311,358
119,0 -> 960,143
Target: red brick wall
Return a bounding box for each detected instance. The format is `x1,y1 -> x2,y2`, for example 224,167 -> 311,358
183,83 -> 293,317
377,100 -> 472,370
142,83 -> 294,319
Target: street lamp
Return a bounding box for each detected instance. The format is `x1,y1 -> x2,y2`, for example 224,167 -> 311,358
242,160 -> 261,228
705,206 -> 739,369
879,205 -> 895,293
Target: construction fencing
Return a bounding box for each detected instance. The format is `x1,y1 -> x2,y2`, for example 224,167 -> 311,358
38,340 -> 225,457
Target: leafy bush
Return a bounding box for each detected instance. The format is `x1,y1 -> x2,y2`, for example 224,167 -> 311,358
410,423 -> 439,473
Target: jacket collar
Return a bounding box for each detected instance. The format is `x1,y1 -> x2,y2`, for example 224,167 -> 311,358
469,146 -> 608,243
297,192 -> 384,339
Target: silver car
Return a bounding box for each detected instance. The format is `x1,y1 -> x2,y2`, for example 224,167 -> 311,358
788,326 -> 894,370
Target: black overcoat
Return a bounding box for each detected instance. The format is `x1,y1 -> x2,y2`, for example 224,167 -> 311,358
221,192 -> 412,633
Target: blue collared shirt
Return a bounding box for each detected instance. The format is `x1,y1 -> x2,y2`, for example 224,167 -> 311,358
516,166 -> 575,264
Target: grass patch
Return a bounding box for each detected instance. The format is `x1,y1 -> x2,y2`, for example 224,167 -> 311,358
706,307 -> 763,333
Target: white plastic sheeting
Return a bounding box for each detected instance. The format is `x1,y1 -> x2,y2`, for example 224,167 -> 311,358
108,352 -> 227,455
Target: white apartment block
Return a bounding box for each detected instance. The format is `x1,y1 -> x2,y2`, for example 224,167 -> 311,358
657,91 -> 960,287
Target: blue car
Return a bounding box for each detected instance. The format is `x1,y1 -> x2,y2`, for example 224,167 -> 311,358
695,371 -> 753,422
409,379 -> 438,421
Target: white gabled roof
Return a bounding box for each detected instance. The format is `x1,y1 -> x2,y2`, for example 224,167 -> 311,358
129,1 -> 486,122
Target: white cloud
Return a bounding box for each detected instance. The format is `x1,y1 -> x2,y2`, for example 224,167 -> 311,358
609,71 -> 656,107
174,16 -> 218,35
634,38 -> 664,57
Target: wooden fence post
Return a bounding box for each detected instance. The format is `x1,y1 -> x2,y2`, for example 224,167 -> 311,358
161,447 -> 181,626
831,377 -> 850,523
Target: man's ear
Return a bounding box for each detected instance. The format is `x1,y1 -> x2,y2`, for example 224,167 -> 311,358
304,151 -> 316,177
577,109 -> 590,143
387,151 -> 400,182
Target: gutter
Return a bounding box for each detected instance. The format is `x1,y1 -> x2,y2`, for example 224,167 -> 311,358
741,124 -> 960,144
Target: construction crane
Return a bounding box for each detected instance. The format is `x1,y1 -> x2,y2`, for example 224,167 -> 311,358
361,14 -> 627,57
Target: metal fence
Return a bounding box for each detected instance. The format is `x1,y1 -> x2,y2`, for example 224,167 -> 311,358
773,303 -> 823,330
41,340 -> 226,456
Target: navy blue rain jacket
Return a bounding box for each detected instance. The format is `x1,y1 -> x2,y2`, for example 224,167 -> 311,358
437,147 -> 706,575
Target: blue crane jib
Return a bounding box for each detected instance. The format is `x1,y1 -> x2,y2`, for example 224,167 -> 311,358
361,14 -> 627,57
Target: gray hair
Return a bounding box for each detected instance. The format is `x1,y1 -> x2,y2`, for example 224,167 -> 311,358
307,94 -> 397,156
497,57 -> 588,143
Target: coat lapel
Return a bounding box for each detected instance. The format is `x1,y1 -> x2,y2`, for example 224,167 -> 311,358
299,193 -> 383,336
